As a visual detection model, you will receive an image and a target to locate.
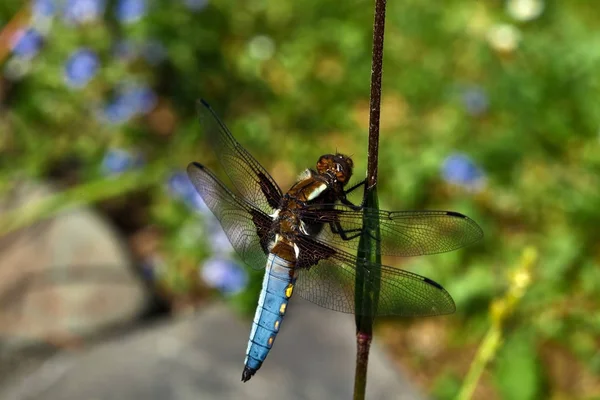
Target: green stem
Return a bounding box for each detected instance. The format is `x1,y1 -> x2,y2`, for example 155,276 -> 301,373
0,164 -> 166,238
456,327 -> 501,400
456,247 -> 537,400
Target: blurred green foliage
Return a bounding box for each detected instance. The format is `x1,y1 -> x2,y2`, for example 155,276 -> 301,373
1,0 -> 599,398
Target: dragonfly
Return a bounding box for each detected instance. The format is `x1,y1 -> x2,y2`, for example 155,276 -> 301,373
187,99 -> 483,382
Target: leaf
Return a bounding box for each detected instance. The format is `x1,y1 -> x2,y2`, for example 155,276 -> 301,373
355,186 -> 381,332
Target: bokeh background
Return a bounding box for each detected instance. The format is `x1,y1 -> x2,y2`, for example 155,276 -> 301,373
1,0 -> 599,399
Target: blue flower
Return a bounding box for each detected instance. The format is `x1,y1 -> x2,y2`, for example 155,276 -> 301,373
167,170 -> 234,255
207,220 -> 234,255
167,171 -> 193,197
441,153 -> 485,190
99,83 -> 157,124
461,86 -> 489,116
11,29 -> 43,59
201,257 -> 248,295
62,0 -> 106,24
116,0 -> 147,23
101,97 -> 136,124
167,171 -> 209,213
122,84 -> 157,114
101,148 -> 144,175
64,48 -> 99,88
32,0 -> 56,17
182,0 -> 208,11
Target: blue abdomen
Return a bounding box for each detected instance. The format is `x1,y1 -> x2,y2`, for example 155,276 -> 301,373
242,253 -> 296,382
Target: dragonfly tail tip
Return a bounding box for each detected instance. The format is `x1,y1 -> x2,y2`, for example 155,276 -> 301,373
241,367 -> 256,382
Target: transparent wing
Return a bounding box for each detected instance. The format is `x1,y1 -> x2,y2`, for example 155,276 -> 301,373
302,206 -> 483,257
293,236 -> 456,317
187,162 -> 271,270
197,99 -> 283,214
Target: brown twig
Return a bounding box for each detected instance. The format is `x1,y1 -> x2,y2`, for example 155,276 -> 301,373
0,7 -> 31,64
353,1 -> 387,399
366,0 -> 386,189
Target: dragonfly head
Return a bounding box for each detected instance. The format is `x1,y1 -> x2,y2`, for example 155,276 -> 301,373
316,153 -> 354,186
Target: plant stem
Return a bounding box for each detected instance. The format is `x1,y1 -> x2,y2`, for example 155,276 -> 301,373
456,326 -> 502,400
0,6 -> 30,64
353,331 -> 373,399
353,1 -> 387,399
366,0 -> 386,190
0,165 -> 166,238
456,247 -> 537,400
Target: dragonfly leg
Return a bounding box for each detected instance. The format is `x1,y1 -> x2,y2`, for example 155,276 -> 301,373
345,179 -> 366,195
339,196 -> 362,210
329,220 -> 363,241
339,179 -> 366,210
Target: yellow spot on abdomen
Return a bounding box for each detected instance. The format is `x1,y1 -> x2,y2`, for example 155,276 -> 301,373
285,284 -> 294,298
279,303 -> 287,315
268,336 -> 274,347
274,320 -> 280,331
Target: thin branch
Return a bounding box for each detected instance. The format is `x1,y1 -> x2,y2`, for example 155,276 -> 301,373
366,0 -> 386,189
0,6 -> 30,64
353,331 -> 373,400
353,1 -> 387,399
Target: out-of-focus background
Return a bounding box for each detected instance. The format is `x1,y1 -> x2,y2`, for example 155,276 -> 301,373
0,0 -> 599,399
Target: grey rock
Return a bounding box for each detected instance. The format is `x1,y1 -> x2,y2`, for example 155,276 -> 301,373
0,299 -> 424,400
0,182 -> 150,352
